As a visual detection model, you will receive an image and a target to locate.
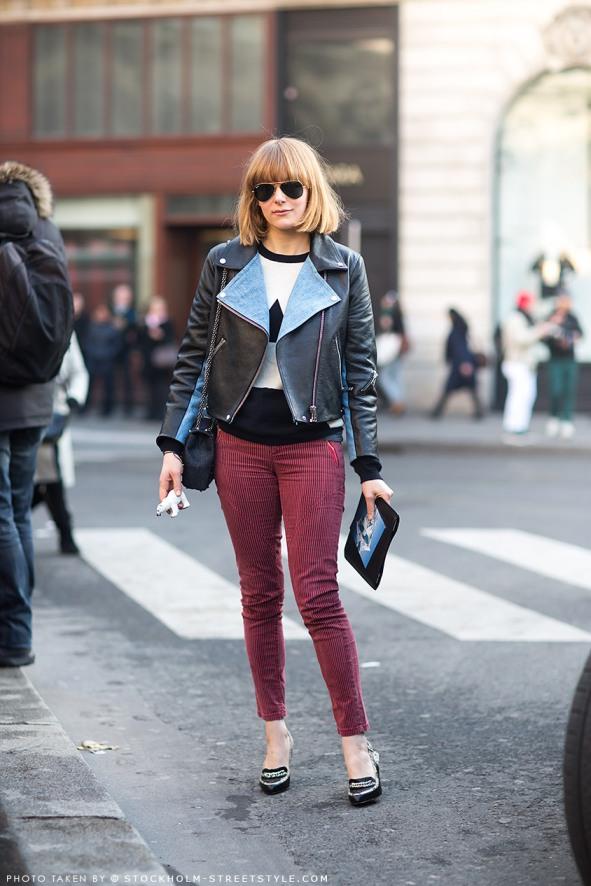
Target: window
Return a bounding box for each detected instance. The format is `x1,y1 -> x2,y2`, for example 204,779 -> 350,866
230,15 -> 265,133
33,25 -> 67,138
32,14 -> 267,140
111,22 -> 144,137
189,17 -> 222,133
151,19 -> 182,135
285,36 -> 395,147
496,67 -> 591,361
73,23 -> 105,137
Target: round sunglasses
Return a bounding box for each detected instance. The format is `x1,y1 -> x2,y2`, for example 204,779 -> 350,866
252,180 -> 305,202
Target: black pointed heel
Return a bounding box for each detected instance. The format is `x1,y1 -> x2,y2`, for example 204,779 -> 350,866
347,739 -> 382,806
259,730 -> 294,795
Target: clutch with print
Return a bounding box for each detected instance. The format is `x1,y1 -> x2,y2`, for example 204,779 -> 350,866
344,493 -> 400,589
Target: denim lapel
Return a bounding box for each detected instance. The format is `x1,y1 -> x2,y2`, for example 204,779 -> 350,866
277,257 -> 341,341
216,253 -> 269,335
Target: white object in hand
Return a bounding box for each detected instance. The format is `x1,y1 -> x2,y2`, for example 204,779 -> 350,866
156,490 -> 191,518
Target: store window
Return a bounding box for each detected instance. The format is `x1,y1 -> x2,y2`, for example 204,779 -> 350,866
64,229 -> 136,310
496,67 -> 591,360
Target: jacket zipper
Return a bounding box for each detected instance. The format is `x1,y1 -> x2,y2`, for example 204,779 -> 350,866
309,310 -> 325,422
219,302 -> 268,422
335,336 -> 343,385
359,368 -> 379,395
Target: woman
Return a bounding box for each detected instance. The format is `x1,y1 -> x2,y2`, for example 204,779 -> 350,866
140,296 -> 176,421
32,332 -> 89,554
430,308 -> 483,419
501,291 -> 553,439
376,289 -> 409,415
156,137 -> 393,806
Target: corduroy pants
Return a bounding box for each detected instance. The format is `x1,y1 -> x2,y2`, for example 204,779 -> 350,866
214,427 -> 369,737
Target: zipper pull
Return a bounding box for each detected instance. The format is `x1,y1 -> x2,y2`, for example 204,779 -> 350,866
309,405 -> 317,422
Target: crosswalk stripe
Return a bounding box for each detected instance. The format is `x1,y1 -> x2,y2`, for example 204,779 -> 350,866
422,528 -> 591,592
77,528 -> 309,641
280,535 -> 591,642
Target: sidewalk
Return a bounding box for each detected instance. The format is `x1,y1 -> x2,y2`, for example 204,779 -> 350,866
0,669 -> 168,879
70,411 -> 591,457
376,411 -> 591,455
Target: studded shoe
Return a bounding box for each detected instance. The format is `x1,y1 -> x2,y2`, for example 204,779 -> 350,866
347,739 -> 382,806
259,730 -> 294,795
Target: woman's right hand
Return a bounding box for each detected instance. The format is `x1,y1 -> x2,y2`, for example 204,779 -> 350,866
159,452 -> 183,500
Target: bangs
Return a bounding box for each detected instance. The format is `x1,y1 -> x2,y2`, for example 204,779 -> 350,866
246,141 -> 312,187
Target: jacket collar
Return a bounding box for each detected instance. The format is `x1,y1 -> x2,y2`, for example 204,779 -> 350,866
217,253 -> 341,339
215,232 -> 348,274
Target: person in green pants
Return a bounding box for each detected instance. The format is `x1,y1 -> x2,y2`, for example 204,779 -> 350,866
544,292 -> 583,438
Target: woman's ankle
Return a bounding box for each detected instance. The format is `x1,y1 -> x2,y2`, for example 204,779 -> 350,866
264,719 -> 290,741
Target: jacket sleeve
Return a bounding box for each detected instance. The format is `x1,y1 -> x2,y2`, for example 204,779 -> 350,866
341,253 -> 380,468
156,250 -> 218,453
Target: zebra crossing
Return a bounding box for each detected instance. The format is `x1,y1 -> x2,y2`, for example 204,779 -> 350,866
75,527 -> 591,644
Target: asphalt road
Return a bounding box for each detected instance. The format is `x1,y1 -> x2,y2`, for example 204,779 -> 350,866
26,424 -> 591,886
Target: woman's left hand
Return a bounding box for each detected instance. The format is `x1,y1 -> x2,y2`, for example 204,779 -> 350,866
361,479 -> 394,521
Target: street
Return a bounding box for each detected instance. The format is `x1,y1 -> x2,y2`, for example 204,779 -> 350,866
25,420 -> 591,885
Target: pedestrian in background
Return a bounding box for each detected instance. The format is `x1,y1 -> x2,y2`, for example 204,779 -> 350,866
543,291 -> 583,439
0,161 -> 73,667
140,296 -> 176,421
501,291 -> 554,441
111,283 -> 138,416
83,303 -> 120,416
376,290 -> 409,415
32,333 -> 88,555
73,291 -> 90,364
156,136 -> 393,806
430,308 -> 483,419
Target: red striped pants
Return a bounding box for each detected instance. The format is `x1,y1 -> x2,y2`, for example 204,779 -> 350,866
214,427 -> 369,737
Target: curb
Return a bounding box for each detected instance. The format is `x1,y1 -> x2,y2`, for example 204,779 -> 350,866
0,668 -> 168,879
377,437 -> 591,457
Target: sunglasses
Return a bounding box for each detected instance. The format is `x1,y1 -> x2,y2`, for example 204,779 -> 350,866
252,180 -> 305,202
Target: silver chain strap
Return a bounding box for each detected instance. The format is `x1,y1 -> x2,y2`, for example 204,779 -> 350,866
193,267 -> 227,432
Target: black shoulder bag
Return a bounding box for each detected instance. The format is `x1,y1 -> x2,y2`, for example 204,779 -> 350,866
181,268 -> 227,491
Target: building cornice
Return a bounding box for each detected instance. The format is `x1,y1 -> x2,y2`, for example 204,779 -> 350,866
0,0 -> 397,25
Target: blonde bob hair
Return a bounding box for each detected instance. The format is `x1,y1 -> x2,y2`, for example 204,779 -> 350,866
235,137 -> 346,246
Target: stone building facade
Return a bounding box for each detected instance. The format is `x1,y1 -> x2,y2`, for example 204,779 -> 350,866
399,0 -> 591,407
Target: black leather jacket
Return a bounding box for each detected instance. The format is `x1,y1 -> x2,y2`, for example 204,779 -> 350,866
157,233 -> 380,467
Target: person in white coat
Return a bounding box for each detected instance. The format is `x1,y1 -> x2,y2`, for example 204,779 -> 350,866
32,333 -> 89,554
501,291 -> 554,439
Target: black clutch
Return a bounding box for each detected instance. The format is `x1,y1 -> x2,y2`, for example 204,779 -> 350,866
343,494 -> 400,590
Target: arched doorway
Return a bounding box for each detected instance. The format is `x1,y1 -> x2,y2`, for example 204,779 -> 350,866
495,67 -> 591,407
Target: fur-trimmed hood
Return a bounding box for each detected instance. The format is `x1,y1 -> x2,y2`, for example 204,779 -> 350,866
0,160 -> 53,218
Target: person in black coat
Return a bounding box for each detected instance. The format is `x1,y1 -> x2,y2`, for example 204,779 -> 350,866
431,308 -> 483,419
83,304 -> 121,416
139,296 -> 176,421
0,160 -> 71,667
